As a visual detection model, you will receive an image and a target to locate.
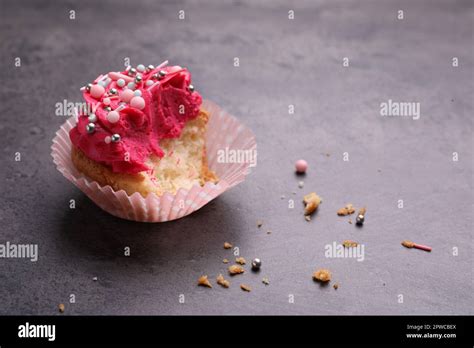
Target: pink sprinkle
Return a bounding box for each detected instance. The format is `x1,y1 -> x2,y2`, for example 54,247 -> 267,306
104,136 -> 111,144
295,159 -> 308,174
90,84 -> 105,99
103,97 -> 111,105
130,96 -> 145,110
119,89 -> 134,103
106,111 -> 120,124
109,72 -> 133,82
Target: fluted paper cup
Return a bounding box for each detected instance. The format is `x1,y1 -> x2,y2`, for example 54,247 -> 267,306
51,100 -> 256,222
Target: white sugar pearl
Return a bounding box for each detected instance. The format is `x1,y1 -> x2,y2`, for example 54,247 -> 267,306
127,82 -> 136,90
106,110 -> 120,123
134,90 -> 142,97
146,80 -> 153,86
103,97 -> 111,105
137,64 -> 145,72
117,79 -> 125,87
130,96 -> 145,110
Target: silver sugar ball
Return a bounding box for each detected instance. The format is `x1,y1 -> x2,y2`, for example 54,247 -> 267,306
88,113 -> 97,123
111,133 -> 121,142
356,214 -> 365,225
135,74 -> 142,83
158,70 -> 166,78
188,84 -> 195,92
251,258 -> 262,271
86,83 -> 92,92
109,88 -> 118,95
128,67 -> 137,76
86,122 -> 95,133
146,64 -> 155,72
152,73 -> 159,80
103,106 -> 112,111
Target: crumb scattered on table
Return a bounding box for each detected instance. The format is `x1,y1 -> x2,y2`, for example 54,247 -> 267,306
303,192 -> 321,216
313,269 -> 331,283
337,204 -> 355,216
198,275 -> 212,288
401,240 -> 415,248
257,220 -> 263,228
216,274 -> 230,288
228,265 -> 245,275
58,303 -> 65,313
262,277 -> 270,285
333,283 -> 339,290
224,242 -> 232,249
223,258 -> 229,264
343,240 -> 358,248
236,257 -> 246,265
240,284 -> 251,292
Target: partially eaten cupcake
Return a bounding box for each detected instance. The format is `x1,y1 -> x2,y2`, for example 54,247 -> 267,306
69,61 -> 218,197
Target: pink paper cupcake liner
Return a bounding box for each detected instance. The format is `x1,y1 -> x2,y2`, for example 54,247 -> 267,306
51,100 -> 256,222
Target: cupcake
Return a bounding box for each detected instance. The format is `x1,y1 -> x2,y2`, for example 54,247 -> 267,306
69,61 -> 218,197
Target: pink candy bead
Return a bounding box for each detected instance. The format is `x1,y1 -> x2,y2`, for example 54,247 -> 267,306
130,96 -> 145,110
119,89 -> 134,103
90,84 -> 105,99
106,111 -> 120,124
295,159 -> 308,173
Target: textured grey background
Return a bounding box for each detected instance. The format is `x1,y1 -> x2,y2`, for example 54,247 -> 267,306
0,0 -> 472,315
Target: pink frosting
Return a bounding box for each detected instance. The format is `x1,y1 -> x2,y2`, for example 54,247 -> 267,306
69,64 -> 202,174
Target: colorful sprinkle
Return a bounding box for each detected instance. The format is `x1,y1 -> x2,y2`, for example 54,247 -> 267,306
90,84 -> 105,99
295,159 -> 308,174
117,79 -> 125,87
130,96 -> 145,110
106,110 -> 120,124
119,89 -> 135,103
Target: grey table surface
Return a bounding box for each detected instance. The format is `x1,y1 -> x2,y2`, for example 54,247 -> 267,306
0,0 -> 472,315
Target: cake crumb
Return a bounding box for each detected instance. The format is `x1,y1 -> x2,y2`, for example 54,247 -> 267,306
228,265 -> 245,275
58,303 -> 65,313
216,274 -> 230,288
298,181 -> 304,188
313,269 -> 331,283
266,230 -> 272,234
305,215 -> 311,222
236,257 -> 246,265
262,277 -> 270,285
224,242 -> 232,249
348,220 -> 352,224
333,283 -> 339,290
303,192 -> 321,216
401,240 -> 415,248
257,220 -> 263,228
343,240 -> 358,248
223,258 -> 229,264
337,204 -> 355,216
240,284 -> 252,292
198,275 -> 212,288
